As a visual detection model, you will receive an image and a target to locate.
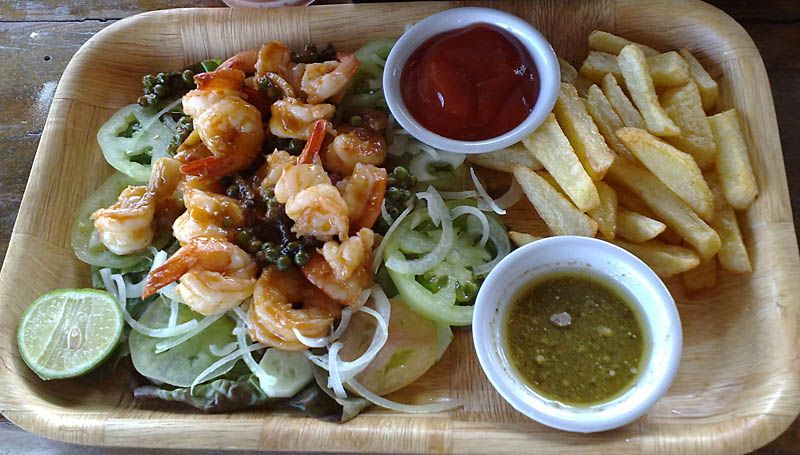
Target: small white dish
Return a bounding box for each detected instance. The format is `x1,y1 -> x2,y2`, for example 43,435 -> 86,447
473,236 -> 682,433
382,7 -> 560,154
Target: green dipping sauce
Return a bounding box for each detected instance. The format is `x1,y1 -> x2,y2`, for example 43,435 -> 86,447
504,272 -> 646,406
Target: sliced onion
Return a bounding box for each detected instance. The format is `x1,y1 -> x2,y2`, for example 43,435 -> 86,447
451,205 -> 490,247
190,341 -> 263,392
388,132 -> 409,156
209,342 -> 237,357
409,152 -> 437,181
385,187 -> 454,275
233,306 -> 253,331
234,324 -> 277,388
473,218 -> 512,276
327,342 -> 347,398
470,167 -> 506,215
440,190 -> 478,200
332,307 -> 354,339
493,179 -> 522,209
154,312 -> 225,354
436,149 -> 466,168
370,54 -> 387,68
380,198 -> 394,225
372,204 -> 413,273
346,378 -> 462,414
125,249 -> 168,299
158,282 -> 183,303
167,298 -> 179,328
101,269 -> 198,338
139,97 -> 183,133
293,328 -> 332,348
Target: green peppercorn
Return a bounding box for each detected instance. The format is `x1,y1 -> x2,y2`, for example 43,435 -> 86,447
286,241 -> 300,253
398,189 -> 412,201
276,255 -> 292,271
155,72 -> 168,85
294,250 -> 309,267
221,216 -> 234,228
267,198 -> 279,210
234,230 -> 251,246
226,185 -> 239,198
153,84 -> 167,97
264,246 -> 280,262
142,74 -> 155,89
386,186 -> 401,201
287,139 -> 305,155
392,166 -> 409,181
182,69 -> 195,84
349,115 -> 362,127
249,239 -> 263,253
267,85 -> 281,101
387,177 -> 397,187
304,43 -> 317,54
255,250 -> 266,264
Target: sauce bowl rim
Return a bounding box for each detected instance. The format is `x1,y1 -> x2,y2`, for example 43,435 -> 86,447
382,7 -> 560,154
472,236 -> 683,433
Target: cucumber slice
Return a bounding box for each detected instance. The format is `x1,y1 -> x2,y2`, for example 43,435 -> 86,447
257,349 -> 313,398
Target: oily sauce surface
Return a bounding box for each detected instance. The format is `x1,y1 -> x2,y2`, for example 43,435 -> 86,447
505,273 -> 645,405
400,24 -> 539,141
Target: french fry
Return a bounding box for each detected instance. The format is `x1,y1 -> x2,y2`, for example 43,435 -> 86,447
616,127 -> 714,220
580,51 -> 689,87
659,227 -> 684,245
538,171 -> 565,195
682,257 -> 718,293
509,231 -> 542,247
512,165 -> 598,237
659,80 -> 717,170
522,114 -> 599,211
617,45 -> 679,136
606,157 -> 720,259
465,143 -> 542,173
647,51 -> 690,87
588,30 -> 660,57
614,239 -> 700,278
616,207 -> 666,243
705,171 -> 753,273
584,85 -> 631,158
559,57 -> 578,84
679,48 -> 719,111
602,73 -> 646,129
553,83 -> 616,181
615,188 -> 683,244
588,181 -> 618,240
708,109 -> 758,210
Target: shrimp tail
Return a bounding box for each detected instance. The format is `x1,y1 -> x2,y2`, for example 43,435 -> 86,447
352,169 -> 388,233
142,249 -> 196,298
219,48 -> 259,73
180,155 -> 236,178
298,119 -> 329,165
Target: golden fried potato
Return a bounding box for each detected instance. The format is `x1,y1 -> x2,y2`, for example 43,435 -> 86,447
614,239 -> 700,278
616,207 -> 667,243
584,85 -> 631,158
647,51 -> 690,87
679,48 -> 719,111
588,30 -> 660,57
682,257 -> 718,293
509,231 -> 542,247
559,57 -> 578,84
705,171 -> 753,273
602,73 -> 646,129
708,109 -> 758,210
605,157 -> 720,259
588,181 -> 618,240
522,114 -> 599,211
553,83 -> 616,181
659,80 -> 717,170
465,143 -> 542,173
617,45 -> 679,136
616,127 -> 714,220
512,166 -> 598,237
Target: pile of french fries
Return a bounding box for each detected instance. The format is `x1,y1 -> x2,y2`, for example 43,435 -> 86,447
469,31 -> 758,292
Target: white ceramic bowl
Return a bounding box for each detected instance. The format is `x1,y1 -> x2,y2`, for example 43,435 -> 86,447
473,236 -> 682,433
382,7 -> 560,154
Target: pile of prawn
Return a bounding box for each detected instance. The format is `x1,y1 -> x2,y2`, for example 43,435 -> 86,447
91,41 -> 389,351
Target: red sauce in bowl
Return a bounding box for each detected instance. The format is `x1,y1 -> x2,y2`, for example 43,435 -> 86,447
400,23 -> 540,141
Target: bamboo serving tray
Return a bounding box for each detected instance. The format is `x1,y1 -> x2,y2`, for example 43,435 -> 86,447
1,0 -> 799,453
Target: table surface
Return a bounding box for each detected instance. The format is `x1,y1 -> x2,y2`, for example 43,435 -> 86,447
1,0 -> 799,453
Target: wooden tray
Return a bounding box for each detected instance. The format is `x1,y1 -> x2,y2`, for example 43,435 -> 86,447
1,0 -> 799,452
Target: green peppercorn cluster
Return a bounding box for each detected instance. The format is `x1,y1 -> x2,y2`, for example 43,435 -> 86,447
263,136 -> 306,156
419,272 -> 479,303
385,166 -> 416,217
139,70 -> 196,108
291,43 -> 337,64
168,116 -> 194,154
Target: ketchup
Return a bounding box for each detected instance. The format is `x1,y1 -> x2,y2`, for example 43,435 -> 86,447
400,24 -> 540,141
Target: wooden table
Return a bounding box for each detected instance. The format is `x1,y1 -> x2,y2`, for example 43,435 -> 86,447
0,0 -> 798,453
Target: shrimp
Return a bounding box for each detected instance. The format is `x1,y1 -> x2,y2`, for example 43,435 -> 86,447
219,48 -> 259,73
172,189 -> 245,244
259,150 -> 297,189
302,252 -> 372,305
269,97 -> 335,140
91,158 -> 183,255
339,163 -> 388,232
142,236 -> 256,315
321,228 -> 375,281
321,123 -> 387,175
182,68 -> 246,119
249,266 -> 341,350
274,163 -> 350,241
91,186 -> 154,256
301,54 -> 360,104
180,96 -> 264,178
255,41 -> 293,79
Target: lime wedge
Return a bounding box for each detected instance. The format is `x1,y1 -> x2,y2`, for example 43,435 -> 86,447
17,289 -> 124,380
